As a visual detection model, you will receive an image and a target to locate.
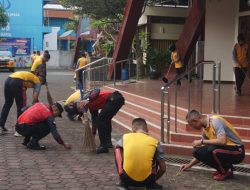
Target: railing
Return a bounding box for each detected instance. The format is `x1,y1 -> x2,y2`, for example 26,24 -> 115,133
75,57 -> 134,92
160,60 -> 221,143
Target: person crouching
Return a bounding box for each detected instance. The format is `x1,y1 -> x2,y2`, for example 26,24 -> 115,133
16,102 -> 71,150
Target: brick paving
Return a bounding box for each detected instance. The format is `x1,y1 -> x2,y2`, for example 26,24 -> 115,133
0,70 -> 250,190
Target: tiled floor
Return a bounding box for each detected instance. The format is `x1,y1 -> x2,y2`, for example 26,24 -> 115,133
110,77 -> 250,117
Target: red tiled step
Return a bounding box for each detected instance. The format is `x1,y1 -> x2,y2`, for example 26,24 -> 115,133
105,86 -> 250,131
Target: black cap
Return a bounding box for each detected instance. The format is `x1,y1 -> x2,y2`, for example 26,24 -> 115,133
54,102 -> 63,117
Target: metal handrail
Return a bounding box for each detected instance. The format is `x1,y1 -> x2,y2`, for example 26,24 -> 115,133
160,60 -> 221,143
75,57 -> 133,91
75,57 -> 111,72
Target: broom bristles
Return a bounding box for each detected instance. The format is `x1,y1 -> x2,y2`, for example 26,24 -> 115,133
81,112 -> 96,153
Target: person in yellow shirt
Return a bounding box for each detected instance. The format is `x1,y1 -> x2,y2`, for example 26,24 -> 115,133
63,90 -> 81,121
31,51 -> 37,64
0,71 -> 45,135
115,118 -> 166,189
31,52 -> 50,76
180,110 -> 245,181
232,34 -> 249,96
170,44 -> 187,85
77,53 -> 88,68
74,53 -> 88,80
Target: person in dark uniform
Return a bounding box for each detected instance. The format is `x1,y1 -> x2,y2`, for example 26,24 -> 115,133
64,89 -> 125,154
16,102 -> 71,150
0,71 -> 45,135
232,34 -> 249,96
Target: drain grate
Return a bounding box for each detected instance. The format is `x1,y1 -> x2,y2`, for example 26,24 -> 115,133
165,156 -> 250,175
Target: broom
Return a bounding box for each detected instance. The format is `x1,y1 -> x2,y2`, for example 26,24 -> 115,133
77,71 -> 96,153
81,111 -> 96,153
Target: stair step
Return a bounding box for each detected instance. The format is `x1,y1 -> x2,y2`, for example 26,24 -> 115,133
105,86 -> 250,163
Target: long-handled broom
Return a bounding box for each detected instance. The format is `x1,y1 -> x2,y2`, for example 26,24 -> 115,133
81,111 -> 96,153
77,71 -> 96,153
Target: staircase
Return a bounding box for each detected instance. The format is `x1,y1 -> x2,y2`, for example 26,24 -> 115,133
103,86 -> 250,164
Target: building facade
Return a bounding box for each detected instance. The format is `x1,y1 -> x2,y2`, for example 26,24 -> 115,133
0,0 -> 50,51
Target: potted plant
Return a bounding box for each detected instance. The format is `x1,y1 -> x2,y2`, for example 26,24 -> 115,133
146,46 -> 167,79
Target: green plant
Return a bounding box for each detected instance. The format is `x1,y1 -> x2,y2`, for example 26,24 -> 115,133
146,46 -> 166,74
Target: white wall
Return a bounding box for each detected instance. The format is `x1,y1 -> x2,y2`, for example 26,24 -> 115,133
47,50 -> 74,69
44,27 -> 60,51
204,0 -> 239,81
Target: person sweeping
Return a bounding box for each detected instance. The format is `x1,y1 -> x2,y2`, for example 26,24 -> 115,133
64,89 -> 125,154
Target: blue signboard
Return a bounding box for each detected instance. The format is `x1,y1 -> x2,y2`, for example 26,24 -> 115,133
0,37 -> 31,56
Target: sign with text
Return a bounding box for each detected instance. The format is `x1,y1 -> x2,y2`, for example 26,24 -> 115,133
0,37 -> 31,56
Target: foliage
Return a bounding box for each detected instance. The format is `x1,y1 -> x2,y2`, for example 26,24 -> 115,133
59,0 -> 126,22
0,6 -> 9,28
64,16 -> 79,32
146,46 -> 168,74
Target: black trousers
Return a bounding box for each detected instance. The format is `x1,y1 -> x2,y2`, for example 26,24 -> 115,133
94,91 -> 125,147
234,67 -> 247,92
16,122 -> 50,143
193,145 -> 245,173
0,77 -> 26,128
176,67 -> 188,84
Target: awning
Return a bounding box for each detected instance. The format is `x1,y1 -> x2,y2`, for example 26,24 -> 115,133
80,29 -> 98,41
59,30 -> 76,40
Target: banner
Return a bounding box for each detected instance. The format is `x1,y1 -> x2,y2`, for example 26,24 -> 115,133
0,37 -> 31,56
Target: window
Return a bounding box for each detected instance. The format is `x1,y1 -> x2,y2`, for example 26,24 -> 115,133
240,0 -> 250,11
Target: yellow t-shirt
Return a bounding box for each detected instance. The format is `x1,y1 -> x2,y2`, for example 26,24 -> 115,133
10,71 -> 41,89
77,57 -> 88,68
123,133 -> 158,182
203,115 -> 242,146
31,57 -> 43,72
65,90 -> 81,105
31,54 -> 37,63
235,43 -> 248,68
171,51 -> 182,69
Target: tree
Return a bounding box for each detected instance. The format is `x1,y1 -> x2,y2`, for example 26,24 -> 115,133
59,0 -> 184,57
60,0 -> 126,22
0,6 -> 8,28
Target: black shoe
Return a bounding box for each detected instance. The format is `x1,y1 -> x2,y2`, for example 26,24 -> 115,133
146,183 -> 163,190
115,181 -> 128,189
236,90 -> 241,96
22,137 -> 30,146
96,146 -> 109,154
27,141 -> 46,150
175,81 -> 181,86
107,142 -> 113,148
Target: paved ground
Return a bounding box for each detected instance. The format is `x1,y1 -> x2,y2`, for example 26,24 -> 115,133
0,69 -> 250,190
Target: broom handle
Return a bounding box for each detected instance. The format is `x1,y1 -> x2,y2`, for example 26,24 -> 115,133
166,61 -> 174,78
